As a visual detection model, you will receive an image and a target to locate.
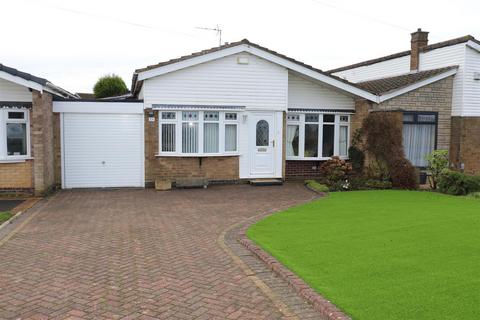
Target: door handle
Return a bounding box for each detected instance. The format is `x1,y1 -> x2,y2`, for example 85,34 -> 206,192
271,140 -> 275,147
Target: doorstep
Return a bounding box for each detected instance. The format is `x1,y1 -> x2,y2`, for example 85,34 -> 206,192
249,179 -> 283,186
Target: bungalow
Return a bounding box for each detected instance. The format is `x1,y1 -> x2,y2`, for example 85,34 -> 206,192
1,29 -> 478,193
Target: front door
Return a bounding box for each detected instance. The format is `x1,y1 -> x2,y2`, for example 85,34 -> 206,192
250,113 -> 275,177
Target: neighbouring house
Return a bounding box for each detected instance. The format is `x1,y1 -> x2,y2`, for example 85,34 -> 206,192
0,64 -> 77,195
330,29 -> 480,174
1,29 -> 478,193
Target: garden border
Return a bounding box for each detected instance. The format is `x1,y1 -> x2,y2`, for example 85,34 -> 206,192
237,188 -> 352,320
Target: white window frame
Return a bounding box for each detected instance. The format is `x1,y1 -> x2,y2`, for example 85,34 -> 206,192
159,112 -> 177,154
286,112 -> 350,161
158,110 -> 239,157
0,108 -> 31,161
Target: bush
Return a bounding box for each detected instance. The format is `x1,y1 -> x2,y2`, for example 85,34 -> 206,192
467,192 -> 480,199
93,74 -> 128,99
349,177 -> 392,190
320,156 -> 352,185
362,112 -> 418,190
365,159 -> 390,181
425,150 -> 449,189
389,158 -> 418,189
438,170 -> 480,195
305,180 -> 329,193
348,129 -> 365,173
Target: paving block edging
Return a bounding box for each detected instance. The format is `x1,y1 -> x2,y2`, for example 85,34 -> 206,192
237,192 -> 352,320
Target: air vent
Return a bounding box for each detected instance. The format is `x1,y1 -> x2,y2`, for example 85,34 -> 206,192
237,57 -> 249,65
474,72 -> 480,80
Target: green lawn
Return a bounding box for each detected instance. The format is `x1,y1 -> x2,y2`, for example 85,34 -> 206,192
247,191 -> 480,320
0,211 -> 12,224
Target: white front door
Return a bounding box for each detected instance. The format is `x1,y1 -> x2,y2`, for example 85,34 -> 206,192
250,113 -> 275,177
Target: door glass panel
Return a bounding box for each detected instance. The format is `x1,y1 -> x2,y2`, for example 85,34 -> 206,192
256,120 -> 269,146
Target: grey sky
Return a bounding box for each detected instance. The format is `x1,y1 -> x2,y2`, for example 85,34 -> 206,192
2,0 -> 479,93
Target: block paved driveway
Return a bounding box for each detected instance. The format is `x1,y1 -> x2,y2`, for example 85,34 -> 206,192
0,184 -> 322,320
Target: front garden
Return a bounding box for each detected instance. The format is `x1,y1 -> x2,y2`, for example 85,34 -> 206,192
249,111 -> 480,319
248,190 -> 480,319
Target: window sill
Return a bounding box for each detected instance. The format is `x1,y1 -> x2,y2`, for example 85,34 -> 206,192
0,157 -> 33,164
286,156 -> 349,161
155,153 -> 240,158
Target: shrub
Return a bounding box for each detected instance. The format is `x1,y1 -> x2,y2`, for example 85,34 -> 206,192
320,156 -> 352,185
365,159 -> 390,181
348,129 -> 365,173
93,74 -> 128,99
349,177 -> 392,190
361,112 -> 418,190
467,192 -> 480,199
438,170 -> 470,195
425,150 -> 449,189
437,170 -> 480,195
362,112 -> 404,165
305,180 -> 329,193
389,158 -> 418,189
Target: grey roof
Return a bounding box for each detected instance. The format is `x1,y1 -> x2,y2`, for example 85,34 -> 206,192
328,35 -> 479,74
131,39 -> 371,96
0,63 -> 48,86
356,66 -> 458,95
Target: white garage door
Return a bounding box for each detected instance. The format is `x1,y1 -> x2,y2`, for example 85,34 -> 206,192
62,113 -> 144,188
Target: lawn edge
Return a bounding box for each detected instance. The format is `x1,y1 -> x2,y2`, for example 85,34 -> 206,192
0,198 -> 42,231
238,190 -> 352,320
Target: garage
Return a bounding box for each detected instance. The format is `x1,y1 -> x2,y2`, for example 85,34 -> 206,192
54,101 -> 144,188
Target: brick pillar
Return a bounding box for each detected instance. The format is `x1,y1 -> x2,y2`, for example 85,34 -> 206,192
450,116 -> 480,175
31,90 -> 55,195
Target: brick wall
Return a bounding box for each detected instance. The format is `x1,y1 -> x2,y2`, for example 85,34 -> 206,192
450,117 -> 480,175
0,160 -> 33,190
144,110 -> 240,185
374,76 -> 454,150
31,91 -> 55,195
285,160 -> 324,179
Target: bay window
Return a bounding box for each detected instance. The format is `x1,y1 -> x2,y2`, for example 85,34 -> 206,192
286,112 -> 350,160
0,109 -> 30,160
159,110 -> 239,156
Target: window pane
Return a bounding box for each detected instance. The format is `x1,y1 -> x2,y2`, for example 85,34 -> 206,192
339,126 -> 348,157
340,115 -> 349,122
225,113 -> 237,121
304,124 -> 318,157
286,125 -> 299,157
323,114 -> 335,123
256,120 -> 269,146
161,123 -> 175,152
8,112 -> 25,119
204,111 -> 219,121
403,124 -> 435,167
305,114 -> 319,122
204,123 -> 219,153
322,125 -> 334,157
182,122 -> 198,153
182,111 -> 198,121
161,112 -> 176,120
403,114 -> 414,122
418,114 -> 436,123
287,114 -> 300,121
225,124 -> 237,152
7,123 -> 27,156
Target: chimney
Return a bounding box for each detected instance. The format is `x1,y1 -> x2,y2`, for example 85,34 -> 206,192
410,28 -> 429,71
